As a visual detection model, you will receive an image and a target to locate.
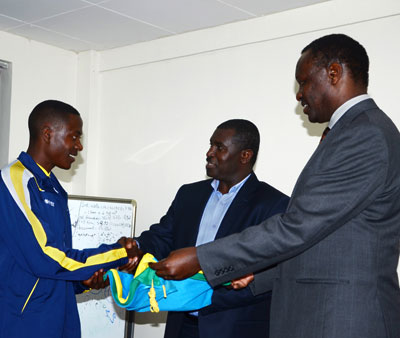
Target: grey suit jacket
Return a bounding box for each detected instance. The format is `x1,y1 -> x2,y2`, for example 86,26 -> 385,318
197,99 -> 400,338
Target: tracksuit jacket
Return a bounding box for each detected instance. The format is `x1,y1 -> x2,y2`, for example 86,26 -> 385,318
0,152 -> 129,338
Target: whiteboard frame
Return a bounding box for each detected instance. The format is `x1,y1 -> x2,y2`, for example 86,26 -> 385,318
69,195 -> 137,338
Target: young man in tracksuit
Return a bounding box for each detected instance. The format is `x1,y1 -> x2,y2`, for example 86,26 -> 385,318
0,100 -> 137,338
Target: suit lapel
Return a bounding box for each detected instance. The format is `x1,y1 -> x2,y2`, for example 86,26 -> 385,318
319,98 -> 377,147
333,98 -> 377,129
290,98 -> 378,200
215,173 -> 258,239
185,182 -> 214,246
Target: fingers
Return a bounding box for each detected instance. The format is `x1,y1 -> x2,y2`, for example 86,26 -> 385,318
149,259 -> 177,280
118,256 -> 140,273
231,280 -> 246,290
117,236 -> 136,249
124,237 -> 135,249
117,236 -> 127,247
125,244 -> 142,260
148,260 -> 171,279
82,269 -> 110,289
122,247 -> 143,273
117,237 -> 142,273
148,247 -> 200,280
148,261 -> 158,270
230,273 -> 254,290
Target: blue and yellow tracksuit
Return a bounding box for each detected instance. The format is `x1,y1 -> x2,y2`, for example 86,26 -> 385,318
0,152 -> 129,338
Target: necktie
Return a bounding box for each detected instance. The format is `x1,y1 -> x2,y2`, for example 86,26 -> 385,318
320,127 -> 330,143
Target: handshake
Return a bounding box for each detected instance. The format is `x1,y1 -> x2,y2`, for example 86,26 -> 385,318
81,236 -> 143,290
117,236 -> 144,273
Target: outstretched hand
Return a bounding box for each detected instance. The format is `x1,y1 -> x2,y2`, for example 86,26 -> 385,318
230,273 -> 254,290
149,247 -> 200,280
117,236 -> 143,273
82,269 -> 109,290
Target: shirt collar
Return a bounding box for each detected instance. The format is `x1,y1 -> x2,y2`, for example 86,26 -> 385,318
36,163 -> 51,177
328,94 -> 370,129
211,173 -> 251,194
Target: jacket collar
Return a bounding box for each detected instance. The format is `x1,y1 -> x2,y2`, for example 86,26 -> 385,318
17,152 -> 65,195
214,172 -> 259,239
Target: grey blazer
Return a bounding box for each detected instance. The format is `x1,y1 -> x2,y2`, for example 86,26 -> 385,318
197,99 -> 400,338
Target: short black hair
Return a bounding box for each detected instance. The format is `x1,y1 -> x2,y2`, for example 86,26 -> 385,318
302,34 -> 369,88
28,100 -> 80,140
217,119 -> 260,165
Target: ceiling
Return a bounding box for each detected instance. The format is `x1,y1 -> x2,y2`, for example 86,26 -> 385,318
0,0 -> 328,53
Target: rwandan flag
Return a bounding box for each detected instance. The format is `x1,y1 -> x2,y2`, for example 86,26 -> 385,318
106,253 -> 213,312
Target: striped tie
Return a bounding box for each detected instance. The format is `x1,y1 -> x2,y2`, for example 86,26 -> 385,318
320,127 -> 330,143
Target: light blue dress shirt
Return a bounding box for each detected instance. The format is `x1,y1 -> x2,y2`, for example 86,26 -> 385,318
190,174 -> 250,316
195,174 -> 250,246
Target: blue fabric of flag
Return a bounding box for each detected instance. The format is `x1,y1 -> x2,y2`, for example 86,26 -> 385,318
106,253 -> 213,312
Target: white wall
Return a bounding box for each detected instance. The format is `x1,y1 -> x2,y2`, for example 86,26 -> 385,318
95,0 -> 400,227
0,31 -> 81,190
2,0 -> 400,337
90,1 -> 400,336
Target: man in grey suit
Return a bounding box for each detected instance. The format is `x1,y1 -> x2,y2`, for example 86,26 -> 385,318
149,34 -> 400,338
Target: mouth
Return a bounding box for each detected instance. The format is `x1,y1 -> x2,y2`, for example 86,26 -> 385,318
69,154 -> 76,162
302,102 -> 310,114
206,161 -> 216,169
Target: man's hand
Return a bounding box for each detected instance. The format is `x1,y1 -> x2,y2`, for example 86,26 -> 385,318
149,247 -> 200,280
117,236 -> 143,273
82,269 -> 109,290
230,273 -> 254,290
117,236 -> 135,249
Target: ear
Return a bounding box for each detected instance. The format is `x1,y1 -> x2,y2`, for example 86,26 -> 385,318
327,62 -> 343,85
41,125 -> 52,144
240,149 -> 254,164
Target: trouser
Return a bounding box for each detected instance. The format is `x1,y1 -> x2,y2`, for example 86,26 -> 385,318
178,313 -> 200,338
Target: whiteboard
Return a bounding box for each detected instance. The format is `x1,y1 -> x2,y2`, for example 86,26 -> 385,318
68,195 -> 136,338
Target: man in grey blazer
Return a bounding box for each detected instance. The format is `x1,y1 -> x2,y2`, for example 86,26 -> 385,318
150,34 -> 400,338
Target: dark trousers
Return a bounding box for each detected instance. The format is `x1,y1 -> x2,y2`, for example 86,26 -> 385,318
177,314 -> 200,338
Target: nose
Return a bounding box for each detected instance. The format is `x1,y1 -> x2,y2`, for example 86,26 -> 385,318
206,146 -> 215,157
296,89 -> 302,102
76,139 -> 83,151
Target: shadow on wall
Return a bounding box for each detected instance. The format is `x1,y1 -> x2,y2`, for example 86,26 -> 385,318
53,153 -> 84,183
126,139 -> 183,165
293,81 -> 327,137
134,311 -> 167,326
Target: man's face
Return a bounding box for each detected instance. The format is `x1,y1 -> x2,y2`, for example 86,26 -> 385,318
46,114 -> 83,170
295,50 -> 335,123
206,128 -> 243,183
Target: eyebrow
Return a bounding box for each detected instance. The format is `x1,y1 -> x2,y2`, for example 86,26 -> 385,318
210,140 -> 224,145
